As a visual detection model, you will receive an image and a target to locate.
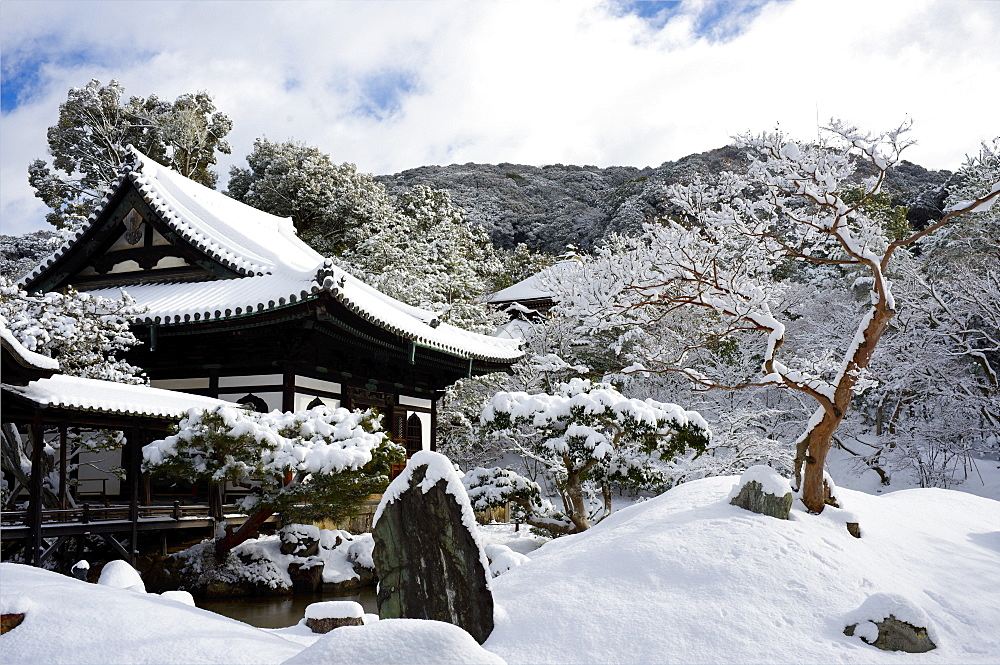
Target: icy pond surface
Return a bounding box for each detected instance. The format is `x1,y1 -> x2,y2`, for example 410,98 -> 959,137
197,589 -> 378,628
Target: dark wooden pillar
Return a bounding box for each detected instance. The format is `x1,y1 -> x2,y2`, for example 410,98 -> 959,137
27,413 -> 44,566
430,396 -> 439,452
126,423 -> 143,565
58,423 -> 68,509
282,369 -> 295,412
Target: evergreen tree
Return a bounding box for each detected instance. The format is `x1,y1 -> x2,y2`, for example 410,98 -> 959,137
29,79 -> 232,229
341,184 -> 504,333
144,404 -> 404,557
227,138 -> 396,254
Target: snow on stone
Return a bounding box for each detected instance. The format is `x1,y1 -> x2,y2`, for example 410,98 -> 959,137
843,592 -> 938,643
96,560 -> 146,593
483,544 -> 530,578
345,534 -> 375,570
375,450 -> 493,588
281,619 -> 506,665
4,374 -> 232,419
159,590 -> 196,606
304,601 -> 364,620
728,465 -> 792,499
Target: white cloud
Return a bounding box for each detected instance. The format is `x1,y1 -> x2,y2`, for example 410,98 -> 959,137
2,0 -> 998,237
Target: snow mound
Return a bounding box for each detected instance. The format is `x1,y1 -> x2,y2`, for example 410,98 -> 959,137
484,544 -> 530,578
304,601 -> 364,620
280,619 -> 506,665
484,476 -> 1000,664
97,559 -> 146,592
159,590 -> 196,606
0,563 -> 300,664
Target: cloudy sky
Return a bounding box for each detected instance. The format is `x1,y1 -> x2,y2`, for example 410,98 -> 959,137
2,0 -> 998,236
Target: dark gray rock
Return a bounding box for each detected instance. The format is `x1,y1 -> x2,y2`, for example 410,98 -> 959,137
279,525 -> 320,557
730,480 -> 793,520
288,560 -> 324,593
373,462 -> 494,644
306,615 -> 363,633
844,615 -> 936,653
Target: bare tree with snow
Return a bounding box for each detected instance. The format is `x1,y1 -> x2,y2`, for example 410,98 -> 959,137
559,122 -> 999,513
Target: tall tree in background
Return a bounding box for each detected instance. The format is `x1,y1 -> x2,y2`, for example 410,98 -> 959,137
227,138 -> 396,255
29,79 -> 232,229
341,184 -> 504,333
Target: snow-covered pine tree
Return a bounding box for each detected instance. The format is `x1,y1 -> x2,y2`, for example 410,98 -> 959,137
29,79 -> 232,229
479,378 -> 709,534
340,184 -> 505,333
144,404 -> 405,557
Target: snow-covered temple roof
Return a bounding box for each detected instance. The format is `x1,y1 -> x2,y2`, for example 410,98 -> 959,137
1,323 -> 60,374
3,374 -> 232,420
21,148 -> 322,285
487,260 -> 580,305
21,148 -> 522,364
88,260 -> 522,362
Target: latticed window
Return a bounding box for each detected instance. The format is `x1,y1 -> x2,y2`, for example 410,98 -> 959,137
406,413 -> 423,456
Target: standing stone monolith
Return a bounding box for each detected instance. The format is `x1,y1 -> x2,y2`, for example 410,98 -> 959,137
372,450 -> 494,644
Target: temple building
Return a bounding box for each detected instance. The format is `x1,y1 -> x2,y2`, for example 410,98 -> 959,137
20,147 -> 522,456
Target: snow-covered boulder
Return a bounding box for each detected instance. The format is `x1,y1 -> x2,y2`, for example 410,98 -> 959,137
97,560 -> 145,593
843,593 -> 937,653
159,590 -> 196,606
280,524 -> 321,557
304,600 -> 364,633
729,465 -> 793,519
374,451 -> 495,643
281,618 -> 506,665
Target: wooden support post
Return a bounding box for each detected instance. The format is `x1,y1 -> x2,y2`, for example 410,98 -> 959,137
282,369 -> 295,412
27,413 -> 44,566
127,424 -> 142,565
59,423 -> 68,510
39,535 -> 71,566
430,395 -> 439,452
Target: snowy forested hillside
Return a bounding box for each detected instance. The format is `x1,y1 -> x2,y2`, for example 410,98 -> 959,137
377,146 -> 955,253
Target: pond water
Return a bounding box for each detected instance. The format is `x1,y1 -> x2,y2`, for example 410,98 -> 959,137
196,588 -> 378,629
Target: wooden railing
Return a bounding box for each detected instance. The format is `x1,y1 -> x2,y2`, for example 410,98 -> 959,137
0,502 -> 240,527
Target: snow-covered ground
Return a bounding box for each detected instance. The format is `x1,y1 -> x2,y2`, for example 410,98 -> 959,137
3,476 -> 998,664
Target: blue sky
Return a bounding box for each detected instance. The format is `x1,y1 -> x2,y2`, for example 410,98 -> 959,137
1,0 -> 998,236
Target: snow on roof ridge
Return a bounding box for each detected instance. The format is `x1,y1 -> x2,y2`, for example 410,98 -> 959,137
0,322 -> 61,371
19,148 -> 324,289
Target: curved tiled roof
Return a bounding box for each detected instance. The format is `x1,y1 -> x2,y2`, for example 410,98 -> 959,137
88,260 -> 522,363
22,149 -> 522,364
3,374 -> 233,420
20,147 -> 323,287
